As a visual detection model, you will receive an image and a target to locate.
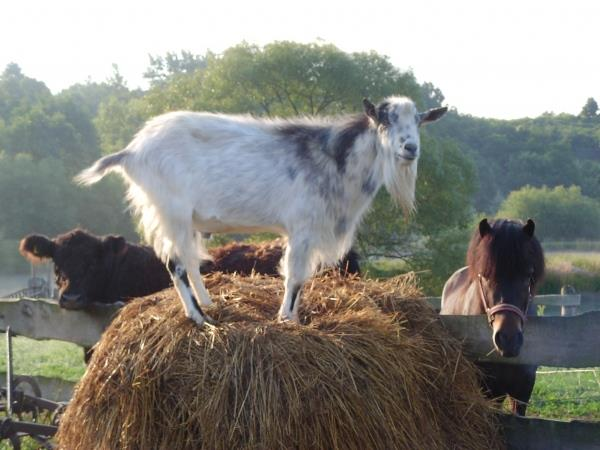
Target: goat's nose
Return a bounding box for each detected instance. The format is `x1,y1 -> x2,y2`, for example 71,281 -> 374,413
404,143 -> 418,155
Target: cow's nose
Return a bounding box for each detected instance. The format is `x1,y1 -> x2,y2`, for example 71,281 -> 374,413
59,293 -> 82,309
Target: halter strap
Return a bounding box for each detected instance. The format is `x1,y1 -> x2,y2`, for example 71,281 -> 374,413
477,274 -> 531,326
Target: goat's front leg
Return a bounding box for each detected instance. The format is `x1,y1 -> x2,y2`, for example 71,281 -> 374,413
278,239 -> 313,323
167,259 -> 214,326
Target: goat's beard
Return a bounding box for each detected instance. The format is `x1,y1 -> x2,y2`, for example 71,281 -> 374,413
383,157 -> 417,216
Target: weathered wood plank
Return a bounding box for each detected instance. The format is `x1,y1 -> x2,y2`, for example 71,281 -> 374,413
0,298 -> 119,347
535,294 -> 581,307
425,294 -> 581,311
439,311 -> 600,367
0,298 -> 598,368
499,414 -> 600,450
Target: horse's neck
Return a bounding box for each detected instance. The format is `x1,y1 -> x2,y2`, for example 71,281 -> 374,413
442,274 -> 485,315
463,280 -> 486,315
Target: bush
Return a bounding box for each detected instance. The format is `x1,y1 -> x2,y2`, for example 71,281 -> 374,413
497,185 -> 600,241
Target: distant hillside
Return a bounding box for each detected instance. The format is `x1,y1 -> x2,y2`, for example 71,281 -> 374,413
428,110 -> 600,212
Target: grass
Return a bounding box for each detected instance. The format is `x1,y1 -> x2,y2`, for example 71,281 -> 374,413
545,251 -> 600,275
528,368 -> 600,420
0,335 -> 81,449
543,240 -> 600,253
541,251 -> 600,294
0,334 -> 86,383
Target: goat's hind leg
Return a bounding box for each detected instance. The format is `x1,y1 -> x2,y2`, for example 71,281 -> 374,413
167,258 -> 214,326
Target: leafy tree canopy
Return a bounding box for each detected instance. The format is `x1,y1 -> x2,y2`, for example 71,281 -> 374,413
497,185 -> 600,241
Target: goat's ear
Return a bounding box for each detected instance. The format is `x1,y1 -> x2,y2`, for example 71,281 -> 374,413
418,106 -> 448,126
363,98 -> 377,122
479,218 -> 492,238
19,234 -> 56,263
523,219 -> 535,238
103,235 -> 127,255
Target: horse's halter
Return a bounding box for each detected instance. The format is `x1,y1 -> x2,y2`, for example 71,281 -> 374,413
477,274 -> 534,326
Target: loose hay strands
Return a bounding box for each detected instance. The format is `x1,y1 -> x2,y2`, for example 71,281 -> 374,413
57,273 -> 503,450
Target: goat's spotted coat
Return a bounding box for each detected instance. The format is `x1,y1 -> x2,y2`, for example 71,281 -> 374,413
77,97 -> 446,324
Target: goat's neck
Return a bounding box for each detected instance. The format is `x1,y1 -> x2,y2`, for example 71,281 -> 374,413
339,131 -> 385,217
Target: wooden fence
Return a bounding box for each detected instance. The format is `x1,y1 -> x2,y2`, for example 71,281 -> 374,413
425,293 -> 582,316
0,294 -> 598,448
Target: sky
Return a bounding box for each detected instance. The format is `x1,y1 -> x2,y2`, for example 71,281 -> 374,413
2,0 -> 599,119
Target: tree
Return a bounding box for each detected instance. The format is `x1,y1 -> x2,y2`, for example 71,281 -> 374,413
0,63 -> 52,121
496,185 -> 600,241
94,95 -> 146,155
580,97 -> 598,118
137,42 -> 423,118
199,42 -> 422,116
421,82 -> 445,109
0,155 -> 78,239
143,51 -> 207,87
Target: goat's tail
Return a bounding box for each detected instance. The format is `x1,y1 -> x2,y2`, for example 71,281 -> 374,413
74,150 -> 129,185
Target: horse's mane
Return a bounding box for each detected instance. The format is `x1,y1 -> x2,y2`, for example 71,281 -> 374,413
466,219 -> 545,290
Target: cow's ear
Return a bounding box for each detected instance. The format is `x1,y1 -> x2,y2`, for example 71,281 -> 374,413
103,235 -> 127,255
19,234 -> 56,263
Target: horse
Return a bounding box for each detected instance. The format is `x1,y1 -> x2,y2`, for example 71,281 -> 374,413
441,218 -> 545,415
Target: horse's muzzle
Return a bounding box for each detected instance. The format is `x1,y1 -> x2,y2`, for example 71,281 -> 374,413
493,329 -> 524,357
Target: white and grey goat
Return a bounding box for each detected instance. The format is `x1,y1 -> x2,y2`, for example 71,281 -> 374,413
76,97 -> 447,325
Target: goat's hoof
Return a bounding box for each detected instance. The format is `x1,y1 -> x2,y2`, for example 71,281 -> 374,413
187,311 -> 217,327
199,296 -> 213,307
277,313 -> 300,324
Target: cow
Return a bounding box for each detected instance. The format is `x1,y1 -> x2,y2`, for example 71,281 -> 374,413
19,229 -> 360,310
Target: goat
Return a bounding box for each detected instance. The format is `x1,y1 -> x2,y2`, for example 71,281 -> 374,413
76,97 -> 447,325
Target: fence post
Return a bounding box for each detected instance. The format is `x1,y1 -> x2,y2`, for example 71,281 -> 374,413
561,285 -> 578,317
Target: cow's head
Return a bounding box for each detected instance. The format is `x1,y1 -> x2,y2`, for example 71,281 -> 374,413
19,229 -> 127,309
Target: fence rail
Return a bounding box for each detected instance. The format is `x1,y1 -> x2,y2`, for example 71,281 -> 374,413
438,311 -> 600,367
500,415 -> 600,450
0,297 -> 119,348
425,293 -> 582,312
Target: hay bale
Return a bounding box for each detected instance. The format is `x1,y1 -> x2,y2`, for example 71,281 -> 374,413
57,273 -> 503,450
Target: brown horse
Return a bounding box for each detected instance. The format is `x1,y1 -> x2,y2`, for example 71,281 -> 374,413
441,218 -> 545,415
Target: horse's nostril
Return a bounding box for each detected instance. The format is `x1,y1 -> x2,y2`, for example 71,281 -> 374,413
494,331 -> 508,349
516,332 -> 524,348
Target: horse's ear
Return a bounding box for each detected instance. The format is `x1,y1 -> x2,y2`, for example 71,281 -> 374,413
479,218 -> 492,237
363,98 -> 377,122
523,219 -> 535,238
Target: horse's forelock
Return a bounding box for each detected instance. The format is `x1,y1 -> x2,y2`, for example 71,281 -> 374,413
467,220 -> 545,286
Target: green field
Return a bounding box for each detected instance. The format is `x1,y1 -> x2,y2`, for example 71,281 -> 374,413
0,334 -> 85,382
528,368 -> 600,419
